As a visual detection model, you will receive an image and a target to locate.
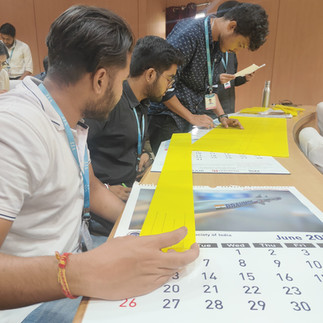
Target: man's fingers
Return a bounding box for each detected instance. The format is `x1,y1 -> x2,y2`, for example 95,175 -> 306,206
155,227 -> 187,249
162,242 -> 200,268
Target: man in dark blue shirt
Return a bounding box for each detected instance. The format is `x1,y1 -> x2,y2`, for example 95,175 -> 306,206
148,2 -> 269,154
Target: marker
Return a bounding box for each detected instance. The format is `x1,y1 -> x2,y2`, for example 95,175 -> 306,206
122,183 -> 127,188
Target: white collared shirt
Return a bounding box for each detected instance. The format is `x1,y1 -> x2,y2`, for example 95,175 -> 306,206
0,69 -> 9,90
4,39 -> 33,78
0,76 -> 85,257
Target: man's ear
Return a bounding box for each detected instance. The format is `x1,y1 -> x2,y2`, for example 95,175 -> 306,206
145,67 -> 157,84
93,68 -> 108,94
227,20 -> 237,33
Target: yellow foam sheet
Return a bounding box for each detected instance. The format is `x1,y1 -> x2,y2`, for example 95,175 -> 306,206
140,133 -> 196,252
239,107 -> 270,114
192,116 -> 289,157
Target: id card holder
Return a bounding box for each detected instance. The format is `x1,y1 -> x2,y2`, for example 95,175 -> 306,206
205,93 -> 217,110
81,220 -> 93,251
224,81 -> 231,89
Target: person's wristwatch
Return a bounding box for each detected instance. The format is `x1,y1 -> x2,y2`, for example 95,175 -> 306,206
218,114 -> 229,122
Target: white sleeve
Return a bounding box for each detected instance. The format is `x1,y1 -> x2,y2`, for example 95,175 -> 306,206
299,127 -> 323,173
0,112 -> 49,221
317,102 -> 323,135
23,44 -> 33,74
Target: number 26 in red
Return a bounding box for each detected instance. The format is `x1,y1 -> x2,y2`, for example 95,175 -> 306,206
120,298 -> 137,307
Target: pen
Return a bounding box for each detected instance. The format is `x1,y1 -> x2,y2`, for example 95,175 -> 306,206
122,183 -> 127,188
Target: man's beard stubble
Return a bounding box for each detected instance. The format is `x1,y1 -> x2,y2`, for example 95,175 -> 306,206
146,78 -> 163,103
82,80 -> 119,121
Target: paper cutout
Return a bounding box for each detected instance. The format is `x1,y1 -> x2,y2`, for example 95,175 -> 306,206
238,106 -> 305,117
140,133 -> 195,252
273,105 -> 305,116
192,116 -> 289,157
234,63 -> 265,77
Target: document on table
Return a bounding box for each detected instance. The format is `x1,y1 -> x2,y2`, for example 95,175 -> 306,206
234,63 -> 265,77
81,184 -> 323,323
151,140 -> 290,174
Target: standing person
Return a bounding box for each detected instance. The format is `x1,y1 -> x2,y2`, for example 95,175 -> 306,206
0,42 -> 9,93
86,35 -> 183,236
148,2 -> 268,155
0,22 -> 33,80
213,0 -> 256,114
216,51 -> 255,114
0,5 -> 199,323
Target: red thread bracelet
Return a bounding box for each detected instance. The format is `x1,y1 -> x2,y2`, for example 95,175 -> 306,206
55,251 -> 77,299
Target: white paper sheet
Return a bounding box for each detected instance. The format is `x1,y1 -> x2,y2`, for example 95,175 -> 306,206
151,140 -> 289,174
235,63 -> 266,77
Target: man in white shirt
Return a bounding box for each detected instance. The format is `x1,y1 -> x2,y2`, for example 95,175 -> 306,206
0,5 -> 198,322
0,23 -> 33,80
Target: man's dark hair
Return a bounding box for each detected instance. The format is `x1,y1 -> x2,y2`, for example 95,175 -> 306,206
216,1 -> 240,17
46,5 -> 134,85
223,3 -> 269,51
130,35 -> 183,77
43,56 -> 49,73
0,23 -> 16,38
0,42 -> 9,58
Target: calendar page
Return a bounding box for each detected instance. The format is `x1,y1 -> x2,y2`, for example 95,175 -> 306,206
151,140 -> 290,174
82,184 -> 323,323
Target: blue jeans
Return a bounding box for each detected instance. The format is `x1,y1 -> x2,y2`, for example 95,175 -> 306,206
22,234 -> 107,323
21,297 -> 82,323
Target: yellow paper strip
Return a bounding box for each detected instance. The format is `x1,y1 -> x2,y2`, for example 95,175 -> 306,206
140,133 -> 195,252
192,116 -> 289,157
238,107 -> 270,114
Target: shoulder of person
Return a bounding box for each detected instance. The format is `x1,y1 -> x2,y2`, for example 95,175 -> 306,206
16,39 -> 30,49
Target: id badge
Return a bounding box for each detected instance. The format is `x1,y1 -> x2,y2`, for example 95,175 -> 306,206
224,81 -> 231,89
81,220 -> 93,250
205,93 -> 217,110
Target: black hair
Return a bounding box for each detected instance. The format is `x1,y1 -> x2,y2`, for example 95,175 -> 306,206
43,56 -> 49,73
0,23 -> 16,38
223,3 -> 269,51
46,5 -> 134,85
130,35 -> 183,77
216,1 -> 240,17
0,42 -> 9,58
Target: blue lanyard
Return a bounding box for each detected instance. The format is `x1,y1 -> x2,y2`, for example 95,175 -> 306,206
204,16 -> 216,93
221,52 -> 228,72
38,83 -> 90,221
133,108 -> 145,157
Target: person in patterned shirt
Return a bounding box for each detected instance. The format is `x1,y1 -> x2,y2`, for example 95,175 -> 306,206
148,2 -> 269,154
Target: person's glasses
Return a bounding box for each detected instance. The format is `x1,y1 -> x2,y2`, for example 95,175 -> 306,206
160,74 -> 176,88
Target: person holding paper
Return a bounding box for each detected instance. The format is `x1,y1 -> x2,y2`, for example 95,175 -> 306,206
148,2 -> 269,154
214,1 -> 255,114
0,6 -> 199,322
216,51 -> 255,114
